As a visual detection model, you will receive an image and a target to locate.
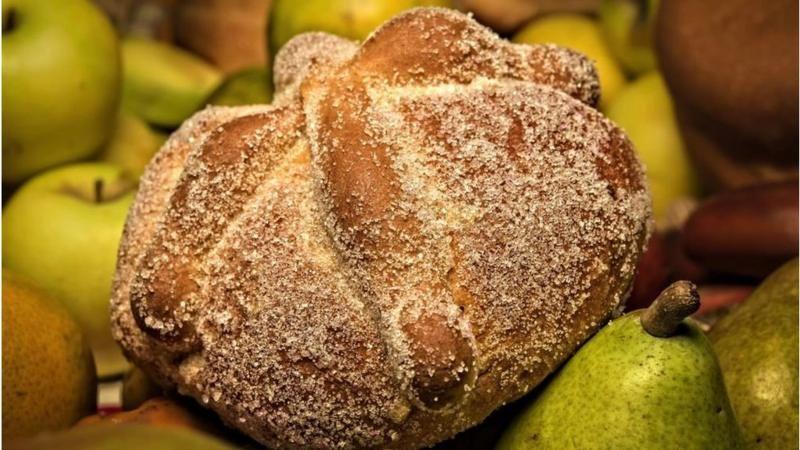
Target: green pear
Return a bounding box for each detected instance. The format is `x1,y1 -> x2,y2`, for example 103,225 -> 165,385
207,66 -> 273,106
605,72 -> 699,225
513,13 -> 627,109
6,424 -> 240,450
97,112 -> 166,181
269,0 -> 451,56
709,259 -> 799,449
497,282 -> 744,449
121,38 -> 222,128
599,0 -> 658,75
2,0 -> 121,184
3,163 -> 136,377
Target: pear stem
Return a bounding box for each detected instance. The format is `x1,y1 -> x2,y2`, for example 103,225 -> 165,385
94,179 -> 104,203
640,281 -> 700,337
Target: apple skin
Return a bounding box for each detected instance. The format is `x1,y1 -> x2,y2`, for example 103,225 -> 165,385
605,72 -> 699,224
3,163 -> 135,377
2,0 -> 121,184
513,14 -> 626,109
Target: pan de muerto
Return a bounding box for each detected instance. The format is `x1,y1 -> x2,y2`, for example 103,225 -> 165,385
111,8 -> 651,449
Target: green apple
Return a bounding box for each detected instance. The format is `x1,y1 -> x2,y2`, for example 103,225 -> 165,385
121,38 -> 222,128
513,14 -> 627,109
269,0 -> 451,57
3,163 -> 136,377
605,72 -> 699,225
2,0 -> 121,184
599,0 -> 658,75
97,112 -> 167,181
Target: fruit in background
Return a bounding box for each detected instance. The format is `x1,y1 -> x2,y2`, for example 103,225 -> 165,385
455,0 -> 600,33
3,163 -> 136,377
207,67 -> 273,106
626,232 -> 670,310
269,0 -> 450,56
709,259 -> 799,449
174,0 -> 271,74
7,424 -> 241,450
497,282 -> 744,449
694,285 -> 754,318
627,230 -> 724,314
454,0 -> 539,33
122,367 -> 162,411
656,0 -> 798,192
98,113 -> 167,181
682,181 -> 798,279
2,0 -> 121,184
605,72 -> 699,224
599,0 -> 657,75
77,398 -> 243,445
513,14 -> 626,109
92,0 -> 175,41
80,398 -> 209,431
121,38 -> 222,128
3,271 -> 96,439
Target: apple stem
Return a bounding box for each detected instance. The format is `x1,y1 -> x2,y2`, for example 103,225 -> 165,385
94,179 -> 104,204
640,281 -> 700,337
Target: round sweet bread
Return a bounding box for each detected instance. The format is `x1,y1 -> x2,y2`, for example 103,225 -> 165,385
111,8 -> 651,449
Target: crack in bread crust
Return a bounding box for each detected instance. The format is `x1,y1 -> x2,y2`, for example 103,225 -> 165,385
111,8 -> 651,450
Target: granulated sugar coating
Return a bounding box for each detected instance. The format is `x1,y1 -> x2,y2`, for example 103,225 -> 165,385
110,8 -> 651,450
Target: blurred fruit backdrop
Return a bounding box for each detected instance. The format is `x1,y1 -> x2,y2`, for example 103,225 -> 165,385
2,0 -> 798,448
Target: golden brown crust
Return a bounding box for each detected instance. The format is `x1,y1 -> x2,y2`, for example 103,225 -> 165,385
111,8 -> 650,449
272,32 -> 358,101
129,105 -> 304,351
111,104 -> 272,383
344,8 -> 600,106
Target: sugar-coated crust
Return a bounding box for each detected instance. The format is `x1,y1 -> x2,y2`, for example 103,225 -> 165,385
111,8 -> 651,450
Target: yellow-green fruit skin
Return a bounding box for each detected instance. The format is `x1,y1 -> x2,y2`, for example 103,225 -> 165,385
97,113 -> 166,181
6,424 -> 240,450
2,163 -> 135,377
2,272 -> 97,439
2,0 -> 121,184
709,259 -> 799,449
269,0 -> 450,56
599,0 -> 658,75
121,39 -> 222,128
497,313 -> 744,449
207,66 -> 273,106
605,72 -> 699,224
513,14 -> 626,109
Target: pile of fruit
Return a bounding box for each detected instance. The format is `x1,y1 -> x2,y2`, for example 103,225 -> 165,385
2,0 -> 797,449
